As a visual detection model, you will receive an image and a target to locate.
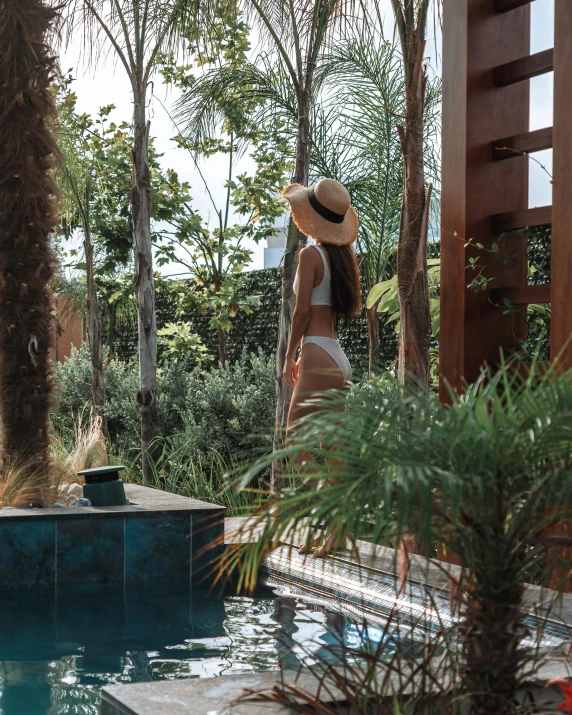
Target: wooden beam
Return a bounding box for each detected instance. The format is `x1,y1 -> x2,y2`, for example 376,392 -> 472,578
492,127 -> 553,160
491,205 -> 552,233
493,49 -> 554,86
551,0 -> 572,368
491,284 -> 551,305
494,0 -> 533,11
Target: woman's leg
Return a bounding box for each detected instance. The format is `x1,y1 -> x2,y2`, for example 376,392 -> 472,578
286,344 -> 346,555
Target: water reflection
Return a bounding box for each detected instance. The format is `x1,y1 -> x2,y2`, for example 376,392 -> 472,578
0,585 -> 363,714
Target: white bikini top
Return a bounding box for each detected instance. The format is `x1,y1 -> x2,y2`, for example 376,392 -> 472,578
293,244 -> 333,306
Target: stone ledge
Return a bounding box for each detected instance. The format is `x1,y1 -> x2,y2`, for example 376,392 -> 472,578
0,484 -> 224,521
100,662 -> 571,715
101,669 -> 344,715
0,486 -> 225,590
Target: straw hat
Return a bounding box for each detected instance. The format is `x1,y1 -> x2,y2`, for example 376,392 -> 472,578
282,178 -> 358,246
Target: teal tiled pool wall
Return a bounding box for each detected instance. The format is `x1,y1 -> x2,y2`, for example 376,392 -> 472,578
0,508 -> 224,590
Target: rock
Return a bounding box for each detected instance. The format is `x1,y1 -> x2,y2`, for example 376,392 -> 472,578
76,498 -> 92,507
52,502 -> 67,508
68,483 -> 83,498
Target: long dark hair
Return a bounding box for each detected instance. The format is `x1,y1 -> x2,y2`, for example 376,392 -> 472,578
320,243 -> 362,321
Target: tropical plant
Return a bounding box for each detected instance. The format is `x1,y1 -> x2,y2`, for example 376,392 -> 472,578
367,258 -> 440,339
390,0 -> 434,388
225,361 -> 572,715
62,0 -> 198,484
157,322 -> 211,364
0,0 -> 60,494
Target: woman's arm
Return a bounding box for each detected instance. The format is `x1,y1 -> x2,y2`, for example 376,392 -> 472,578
283,247 -> 315,388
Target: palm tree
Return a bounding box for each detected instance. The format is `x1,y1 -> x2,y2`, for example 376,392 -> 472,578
311,19 -> 440,373
390,0 -> 434,387
62,0 -> 198,483
0,0 -> 60,492
225,361 -> 572,714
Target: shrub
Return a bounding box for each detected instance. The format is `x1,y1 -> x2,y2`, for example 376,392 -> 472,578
52,347 -> 276,470
181,349 -> 276,465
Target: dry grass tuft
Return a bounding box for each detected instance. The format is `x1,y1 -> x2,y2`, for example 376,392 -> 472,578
51,411 -> 108,487
0,411 -> 108,507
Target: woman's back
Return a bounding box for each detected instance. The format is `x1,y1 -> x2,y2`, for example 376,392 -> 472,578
293,244 -> 336,338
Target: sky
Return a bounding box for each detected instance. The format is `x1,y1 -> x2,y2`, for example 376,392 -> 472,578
59,0 -> 555,273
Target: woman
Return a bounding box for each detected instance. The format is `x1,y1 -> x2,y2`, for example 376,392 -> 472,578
282,178 -> 362,556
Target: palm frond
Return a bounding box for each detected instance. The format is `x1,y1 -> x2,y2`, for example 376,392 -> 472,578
174,53 -> 298,147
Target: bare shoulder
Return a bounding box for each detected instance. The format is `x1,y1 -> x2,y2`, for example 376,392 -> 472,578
298,245 -> 320,265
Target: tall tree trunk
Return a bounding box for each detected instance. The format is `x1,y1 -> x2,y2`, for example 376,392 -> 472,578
217,326 -> 228,365
84,224 -> 107,437
132,91 -> 159,485
0,0 -> 59,493
271,88 -> 311,488
394,15 -> 431,388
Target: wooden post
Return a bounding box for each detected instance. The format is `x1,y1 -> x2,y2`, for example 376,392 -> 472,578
440,0 -> 530,398
550,0 -> 572,368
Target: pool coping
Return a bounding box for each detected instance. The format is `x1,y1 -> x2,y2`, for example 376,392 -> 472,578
100,661 -> 572,715
0,484 -> 225,521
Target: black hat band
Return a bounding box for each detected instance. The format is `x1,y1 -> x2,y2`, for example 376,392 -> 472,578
308,187 -> 346,224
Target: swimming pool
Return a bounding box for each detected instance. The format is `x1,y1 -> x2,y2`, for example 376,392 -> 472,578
0,584 -> 392,715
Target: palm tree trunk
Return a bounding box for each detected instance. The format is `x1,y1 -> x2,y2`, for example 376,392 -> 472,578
394,7 -> 431,388
84,228 -> 107,437
0,0 -> 59,489
271,88 -> 311,487
132,92 -> 159,485
462,564 -> 524,715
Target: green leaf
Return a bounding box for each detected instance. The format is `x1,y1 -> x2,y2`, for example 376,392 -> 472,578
366,278 -> 396,310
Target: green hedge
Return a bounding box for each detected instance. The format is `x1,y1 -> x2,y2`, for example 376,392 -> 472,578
525,225 -> 550,361
112,267 -> 399,379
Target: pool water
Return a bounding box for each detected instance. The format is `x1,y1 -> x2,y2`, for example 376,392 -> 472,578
0,585 -> 386,715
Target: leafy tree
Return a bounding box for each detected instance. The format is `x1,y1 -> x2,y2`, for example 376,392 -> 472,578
62,0 -> 198,484
56,79 -> 212,426
0,0 -> 60,492
157,10 -> 290,364
153,125 -> 290,365
57,82 -> 117,435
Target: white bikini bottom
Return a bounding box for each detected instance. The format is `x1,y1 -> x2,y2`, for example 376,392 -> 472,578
302,336 -> 352,383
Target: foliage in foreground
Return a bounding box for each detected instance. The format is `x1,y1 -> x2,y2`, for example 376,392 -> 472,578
226,362 -> 572,715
